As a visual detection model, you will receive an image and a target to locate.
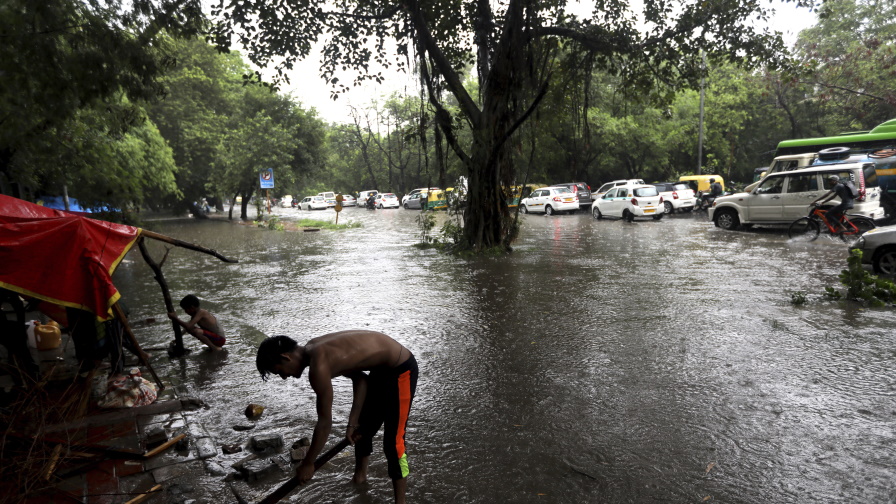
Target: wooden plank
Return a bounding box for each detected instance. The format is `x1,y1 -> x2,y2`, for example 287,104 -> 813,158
143,433 -> 186,459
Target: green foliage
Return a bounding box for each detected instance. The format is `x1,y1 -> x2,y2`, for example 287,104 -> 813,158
832,249 -> 896,306
790,291 -> 808,306
295,219 -> 361,230
416,212 -> 437,244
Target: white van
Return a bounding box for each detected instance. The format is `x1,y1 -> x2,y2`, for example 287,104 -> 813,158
709,163 -> 884,230
317,191 -> 336,207
744,153 -> 818,192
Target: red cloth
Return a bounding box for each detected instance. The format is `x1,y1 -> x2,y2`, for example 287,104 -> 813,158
0,195 -> 141,320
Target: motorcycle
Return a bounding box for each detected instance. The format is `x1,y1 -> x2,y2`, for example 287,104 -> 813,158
365,195 -> 377,210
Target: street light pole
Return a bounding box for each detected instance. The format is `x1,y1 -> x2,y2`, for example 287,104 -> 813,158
697,52 -> 706,175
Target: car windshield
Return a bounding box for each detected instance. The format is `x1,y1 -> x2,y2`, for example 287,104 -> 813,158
672,183 -> 690,191
633,187 -> 659,197
552,187 -> 573,194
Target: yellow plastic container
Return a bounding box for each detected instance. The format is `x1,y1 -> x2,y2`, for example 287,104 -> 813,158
35,323 -> 62,350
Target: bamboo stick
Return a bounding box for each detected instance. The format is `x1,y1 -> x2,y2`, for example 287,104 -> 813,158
143,433 -> 186,459
124,484 -> 162,504
111,302 -> 164,391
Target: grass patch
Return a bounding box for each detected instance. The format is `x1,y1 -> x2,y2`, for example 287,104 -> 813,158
295,218 -> 361,230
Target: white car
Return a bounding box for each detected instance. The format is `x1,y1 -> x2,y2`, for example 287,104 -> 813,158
339,194 -> 357,207
279,195 -> 294,208
375,193 -> 400,209
851,225 -> 896,276
591,184 -> 664,221
651,182 -> 696,214
299,195 -> 328,210
709,163 -> 884,230
594,179 -> 645,198
317,191 -> 337,207
519,186 -> 579,215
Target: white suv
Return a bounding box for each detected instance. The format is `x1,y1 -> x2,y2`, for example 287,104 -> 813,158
709,163 -> 884,230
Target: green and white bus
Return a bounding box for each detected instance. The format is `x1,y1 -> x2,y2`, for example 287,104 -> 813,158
775,119 -> 896,157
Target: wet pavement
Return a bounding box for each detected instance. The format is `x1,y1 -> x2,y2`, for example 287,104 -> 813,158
91,205 -> 896,503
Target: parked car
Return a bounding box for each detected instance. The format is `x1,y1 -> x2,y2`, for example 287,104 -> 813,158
652,182 -> 697,214
317,191 -> 337,207
279,195 -> 294,208
519,186 -> 579,215
404,193 -> 425,210
402,187 -> 439,206
339,194 -> 357,207
709,163 -> 884,231
592,184 -> 664,221
852,225 -> 896,276
594,179 -> 645,198
375,193 -> 400,209
299,195 -> 328,210
554,182 -> 593,210
358,190 -> 378,206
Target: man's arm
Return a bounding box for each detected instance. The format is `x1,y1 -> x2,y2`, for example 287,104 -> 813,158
166,311 -> 197,331
297,366 -> 334,484
812,189 -> 835,205
345,371 -> 368,445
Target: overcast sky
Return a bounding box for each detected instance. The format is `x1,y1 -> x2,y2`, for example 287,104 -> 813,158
264,1 -> 820,124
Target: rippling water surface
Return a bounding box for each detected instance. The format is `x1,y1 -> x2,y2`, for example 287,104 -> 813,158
114,206 -> 896,503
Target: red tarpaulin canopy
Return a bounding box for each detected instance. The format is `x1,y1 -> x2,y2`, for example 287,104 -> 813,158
0,195 -> 141,320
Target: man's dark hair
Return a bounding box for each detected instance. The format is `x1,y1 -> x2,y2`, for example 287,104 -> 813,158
179,294 -> 200,310
256,335 -> 299,381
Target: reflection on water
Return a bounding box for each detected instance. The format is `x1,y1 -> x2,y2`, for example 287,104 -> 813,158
113,208 -> 896,503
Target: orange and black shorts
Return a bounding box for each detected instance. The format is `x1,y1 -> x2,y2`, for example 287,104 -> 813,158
356,354 -> 418,480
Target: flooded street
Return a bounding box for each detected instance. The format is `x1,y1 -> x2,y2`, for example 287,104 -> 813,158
114,206 -> 896,503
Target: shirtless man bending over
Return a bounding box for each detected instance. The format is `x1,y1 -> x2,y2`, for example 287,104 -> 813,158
167,294 -> 226,351
255,330 -> 418,504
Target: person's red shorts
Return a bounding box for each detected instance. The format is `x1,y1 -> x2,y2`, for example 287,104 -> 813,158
201,329 -> 226,347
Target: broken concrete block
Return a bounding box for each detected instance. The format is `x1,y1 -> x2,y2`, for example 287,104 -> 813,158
241,459 -> 282,482
291,437 -> 311,448
144,426 -> 168,446
250,434 -> 283,452
233,424 -> 255,432
195,437 -> 217,459
289,446 -> 308,463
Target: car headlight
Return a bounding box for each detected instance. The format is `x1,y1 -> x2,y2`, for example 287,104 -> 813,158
853,237 -> 865,249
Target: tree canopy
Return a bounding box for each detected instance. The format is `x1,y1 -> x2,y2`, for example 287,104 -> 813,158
215,0 -> 815,251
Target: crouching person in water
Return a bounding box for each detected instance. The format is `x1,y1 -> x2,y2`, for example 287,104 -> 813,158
167,294 -> 226,351
256,331 -> 418,504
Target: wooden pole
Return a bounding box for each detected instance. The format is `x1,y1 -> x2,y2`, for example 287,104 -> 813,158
124,484 -> 162,504
111,302 -> 164,391
136,237 -> 186,355
140,229 -> 238,263
258,438 -> 351,504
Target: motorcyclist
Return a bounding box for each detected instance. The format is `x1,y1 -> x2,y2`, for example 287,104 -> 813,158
366,193 -> 377,209
700,178 -> 724,210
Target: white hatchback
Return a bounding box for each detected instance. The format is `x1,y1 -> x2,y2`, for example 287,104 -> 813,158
519,186 -> 579,215
592,184 -> 664,221
375,193 -> 400,209
299,195 -> 328,210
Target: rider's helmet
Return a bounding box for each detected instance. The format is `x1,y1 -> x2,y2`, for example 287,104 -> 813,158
828,175 -> 840,182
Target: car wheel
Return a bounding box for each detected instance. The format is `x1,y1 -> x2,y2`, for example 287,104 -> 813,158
545,205 -> 554,216
404,203 -> 409,209
623,209 -> 634,222
592,207 -> 602,220
520,205 -> 529,214
873,247 -> 896,276
714,209 -> 740,230
663,202 -> 673,214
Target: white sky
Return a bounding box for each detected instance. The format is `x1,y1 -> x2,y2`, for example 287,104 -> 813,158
265,1 -> 819,124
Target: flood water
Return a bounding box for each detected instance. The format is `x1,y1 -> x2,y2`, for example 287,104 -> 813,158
113,205 -> 896,503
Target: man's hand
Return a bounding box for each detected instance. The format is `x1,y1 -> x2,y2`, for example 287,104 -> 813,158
167,312 -> 178,320
346,425 -> 362,446
297,461 -> 315,485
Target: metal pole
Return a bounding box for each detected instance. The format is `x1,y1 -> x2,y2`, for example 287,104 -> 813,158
697,52 -> 706,175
